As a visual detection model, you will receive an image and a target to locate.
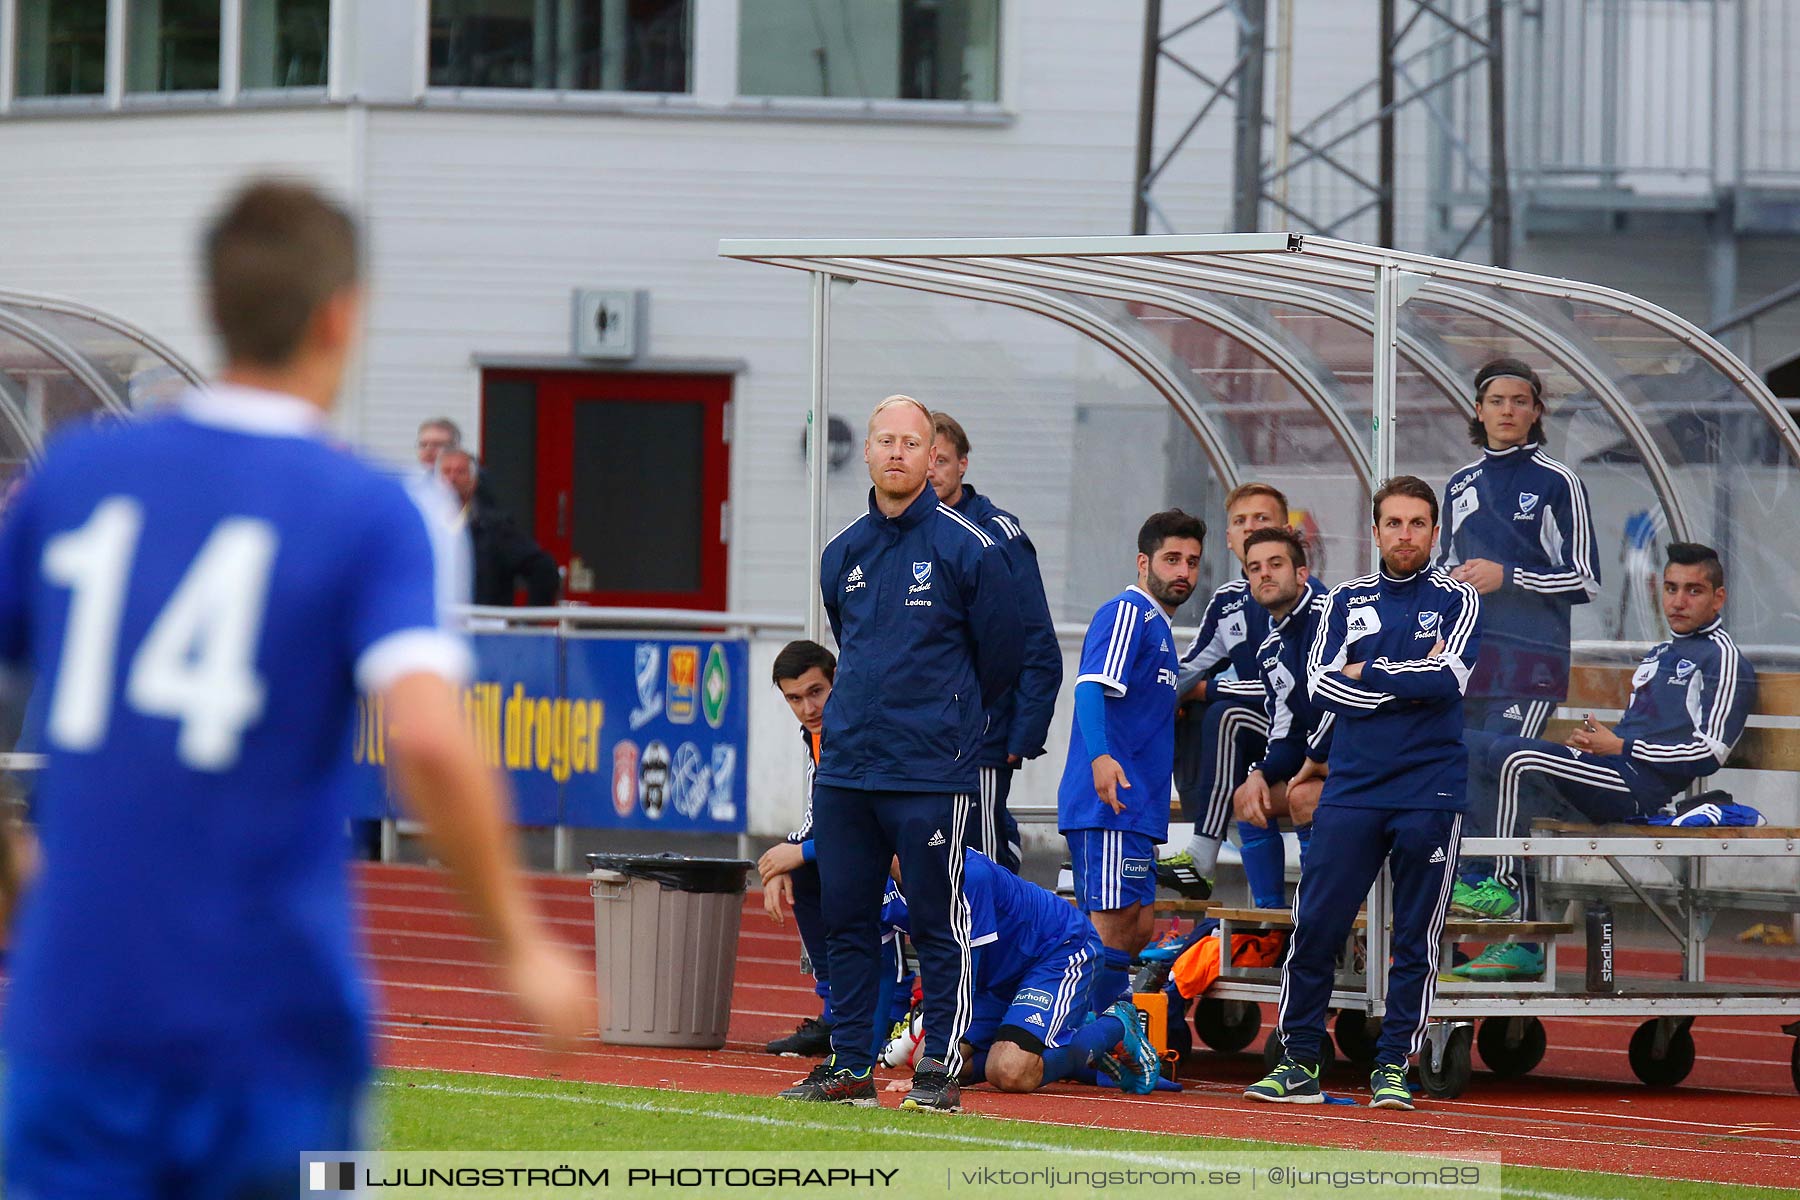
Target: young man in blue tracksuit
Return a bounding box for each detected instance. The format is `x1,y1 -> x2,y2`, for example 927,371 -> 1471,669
928,412 -> 1063,873
778,396 -> 1022,1113
1438,359 -> 1600,924
1454,543 -> 1755,980
1058,509 -> 1205,1014
1247,476 -> 1480,1111
879,849 -> 1161,1097
1231,527 -> 1333,869
1164,483 -> 1327,906
757,640 -> 838,1057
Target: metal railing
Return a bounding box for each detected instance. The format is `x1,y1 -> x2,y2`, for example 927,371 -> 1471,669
1516,0 -> 1800,197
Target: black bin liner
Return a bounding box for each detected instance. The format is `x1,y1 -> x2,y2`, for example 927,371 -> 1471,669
586,852 -> 753,894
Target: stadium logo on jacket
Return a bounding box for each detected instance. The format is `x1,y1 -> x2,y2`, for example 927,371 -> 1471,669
1516,492 -> 1541,519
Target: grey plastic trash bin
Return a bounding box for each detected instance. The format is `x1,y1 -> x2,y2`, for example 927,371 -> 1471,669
587,852 -> 753,1049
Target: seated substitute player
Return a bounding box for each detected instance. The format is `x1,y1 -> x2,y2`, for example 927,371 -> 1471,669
879,849 -> 1161,1103
1246,476 -> 1479,1111
1230,527 -> 1333,864
1162,483 -> 1326,906
1057,509 -> 1204,1014
758,639 -> 838,1057
0,180 -> 589,1199
1453,542 -> 1755,981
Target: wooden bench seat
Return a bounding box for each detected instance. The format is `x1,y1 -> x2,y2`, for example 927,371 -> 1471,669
1531,818 -> 1800,839
1207,904 -> 1572,940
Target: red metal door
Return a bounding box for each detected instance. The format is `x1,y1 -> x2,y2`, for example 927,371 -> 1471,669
482,369 -> 731,611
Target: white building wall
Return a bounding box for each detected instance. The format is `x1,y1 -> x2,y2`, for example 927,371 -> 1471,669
355,0 -> 1148,622
0,108 -> 357,386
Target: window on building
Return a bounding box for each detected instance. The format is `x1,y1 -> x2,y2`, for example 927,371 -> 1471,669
241,0 -> 330,90
429,0 -> 691,93
126,0 -> 222,93
738,0 -> 1000,101
15,0 -> 108,98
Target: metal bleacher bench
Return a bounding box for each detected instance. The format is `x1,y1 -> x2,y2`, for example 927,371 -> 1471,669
1530,663 -> 1800,973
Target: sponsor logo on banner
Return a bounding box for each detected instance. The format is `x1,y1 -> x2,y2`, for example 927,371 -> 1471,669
702,643 -> 730,728
629,643 -> 662,729
641,741 -> 670,819
1121,858 -> 1152,880
612,740 -> 640,817
1014,988 -> 1055,1011
709,744 -> 738,821
671,742 -> 707,818
666,645 -> 700,724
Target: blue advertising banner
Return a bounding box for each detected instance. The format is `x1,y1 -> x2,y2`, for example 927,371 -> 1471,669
562,637 -> 747,833
350,632 -> 747,833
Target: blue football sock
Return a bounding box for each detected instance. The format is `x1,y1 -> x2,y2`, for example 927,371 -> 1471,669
1095,947 -> 1132,1013
1239,819 -> 1286,909
1295,823 -> 1313,871
966,1048 -> 989,1083
1041,1013 -> 1125,1082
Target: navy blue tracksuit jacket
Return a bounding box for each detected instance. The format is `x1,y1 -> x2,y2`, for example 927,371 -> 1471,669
952,484 -> 1061,870
1273,566 -> 1481,1070
818,487 -> 1022,791
1438,443 -> 1598,707
1248,589 -> 1333,785
952,485 -> 1060,764
811,485 -> 1023,1075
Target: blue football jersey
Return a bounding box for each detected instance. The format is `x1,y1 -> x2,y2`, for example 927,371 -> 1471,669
882,849 -> 1090,999
1056,585 -> 1180,839
0,387 -> 470,1084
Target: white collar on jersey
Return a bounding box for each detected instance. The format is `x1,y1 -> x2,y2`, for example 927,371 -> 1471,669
1127,583 -> 1175,625
179,383 -> 327,438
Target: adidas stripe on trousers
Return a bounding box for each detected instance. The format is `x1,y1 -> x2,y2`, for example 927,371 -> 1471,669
1460,730 -> 1661,918
1275,804 -> 1460,1068
1174,696 -> 1268,839
967,765 -> 1022,873
813,784 -> 974,1074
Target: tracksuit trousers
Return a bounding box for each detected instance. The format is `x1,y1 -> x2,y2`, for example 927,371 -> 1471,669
1459,729 -> 1664,919
1275,804 -> 1461,1068
813,783 -> 972,1074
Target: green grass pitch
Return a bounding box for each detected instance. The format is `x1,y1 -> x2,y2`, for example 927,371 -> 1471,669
377,1067 -> 1795,1200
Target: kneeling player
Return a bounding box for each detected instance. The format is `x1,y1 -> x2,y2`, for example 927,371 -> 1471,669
879,848 -> 1161,1106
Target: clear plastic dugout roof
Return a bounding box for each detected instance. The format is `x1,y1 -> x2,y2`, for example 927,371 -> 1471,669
720,233 -> 1800,656
0,290 -> 202,493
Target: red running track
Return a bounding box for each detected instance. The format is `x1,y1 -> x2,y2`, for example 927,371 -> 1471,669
360,864 -> 1800,1189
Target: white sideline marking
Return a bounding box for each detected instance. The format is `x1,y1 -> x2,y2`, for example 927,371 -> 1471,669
376,1078 -> 1567,1191
374,1033 -> 1800,1161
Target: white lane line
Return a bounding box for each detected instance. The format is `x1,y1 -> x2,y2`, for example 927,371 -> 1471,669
374,1035 -> 1800,1162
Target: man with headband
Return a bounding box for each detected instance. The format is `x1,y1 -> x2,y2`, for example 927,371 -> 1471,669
1435,359 -> 1600,957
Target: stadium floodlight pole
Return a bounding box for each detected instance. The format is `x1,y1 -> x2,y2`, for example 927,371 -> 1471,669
806,270 -> 831,645
1372,261 -> 1399,488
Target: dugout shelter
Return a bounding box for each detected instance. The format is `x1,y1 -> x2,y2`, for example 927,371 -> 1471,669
0,289 -> 202,486
718,232 -> 1800,1093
